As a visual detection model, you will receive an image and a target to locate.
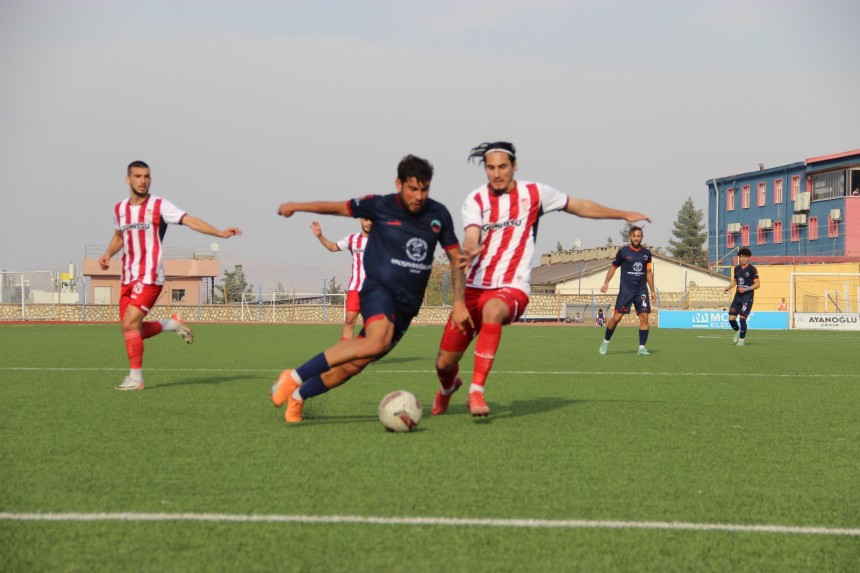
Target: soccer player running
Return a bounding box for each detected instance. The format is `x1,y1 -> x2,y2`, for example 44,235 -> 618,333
310,218 -> 372,340
599,226 -> 656,356
723,247 -> 759,346
432,141 -> 651,418
99,161 -> 242,390
271,155 -> 472,423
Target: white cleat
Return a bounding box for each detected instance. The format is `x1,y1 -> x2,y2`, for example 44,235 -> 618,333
172,313 -> 194,344
732,331 -> 740,343
736,339 -> 746,347
115,376 -> 144,391
599,341 -> 609,355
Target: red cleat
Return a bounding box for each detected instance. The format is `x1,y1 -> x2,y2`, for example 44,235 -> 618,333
431,377 -> 462,416
468,391 -> 490,417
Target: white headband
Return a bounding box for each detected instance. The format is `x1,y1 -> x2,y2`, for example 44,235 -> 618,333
485,148 -> 515,157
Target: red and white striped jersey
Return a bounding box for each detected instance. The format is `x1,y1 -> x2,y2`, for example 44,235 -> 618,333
462,181 -> 568,294
112,195 -> 186,286
336,233 -> 368,291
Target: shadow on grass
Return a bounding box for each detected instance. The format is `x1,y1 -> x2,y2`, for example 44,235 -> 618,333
146,374 -> 250,389
371,355 -> 423,366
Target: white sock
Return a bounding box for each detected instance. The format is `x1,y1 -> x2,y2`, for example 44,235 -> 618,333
469,384 -> 484,394
290,370 -> 302,384
160,318 -> 178,332
291,388 -> 304,401
130,368 -> 143,382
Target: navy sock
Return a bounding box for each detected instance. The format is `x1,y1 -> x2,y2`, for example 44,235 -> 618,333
639,329 -> 649,346
739,318 -> 747,339
299,376 -> 329,400
729,319 -> 739,332
604,327 -> 615,341
296,352 -> 331,382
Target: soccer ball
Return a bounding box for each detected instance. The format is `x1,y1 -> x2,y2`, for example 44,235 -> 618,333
378,390 -> 422,432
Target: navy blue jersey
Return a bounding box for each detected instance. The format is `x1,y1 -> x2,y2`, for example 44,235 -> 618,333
611,245 -> 652,293
347,193 -> 459,313
732,263 -> 759,300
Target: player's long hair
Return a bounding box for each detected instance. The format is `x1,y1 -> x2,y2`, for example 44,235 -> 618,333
468,141 -> 517,164
397,155 -> 434,183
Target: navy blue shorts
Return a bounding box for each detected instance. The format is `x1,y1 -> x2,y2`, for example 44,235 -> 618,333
729,294 -> 754,317
614,290 -> 651,315
358,282 -> 416,352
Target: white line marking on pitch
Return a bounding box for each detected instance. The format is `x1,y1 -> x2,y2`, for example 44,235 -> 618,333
0,512 -> 856,536
0,367 -> 856,378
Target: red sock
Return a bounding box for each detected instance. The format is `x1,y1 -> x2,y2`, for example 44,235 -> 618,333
141,322 -> 163,339
436,363 -> 459,390
472,323 -> 502,387
123,330 -> 144,369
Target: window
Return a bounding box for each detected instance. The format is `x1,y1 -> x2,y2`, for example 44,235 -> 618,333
741,225 -> 750,246
808,216 -> 818,240
773,221 -> 783,244
742,185 -> 751,209
726,230 -> 735,248
757,226 -> 767,245
791,176 -> 800,200
811,170 -> 847,201
774,179 -> 783,204
757,182 -> 766,206
828,215 -> 839,238
790,223 -> 800,242
171,289 -> 186,303
727,188 -> 735,211
94,286 -> 112,304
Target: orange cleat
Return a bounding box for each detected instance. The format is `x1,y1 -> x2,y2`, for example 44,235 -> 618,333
172,313 -> 194,344
270,370 -> 298,408
468,391 -> 490,417
431,377 -> 462,416
285,393 -> 304,423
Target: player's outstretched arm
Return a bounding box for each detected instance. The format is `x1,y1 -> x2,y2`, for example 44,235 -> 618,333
565,198 -> 651,223
182,215 -> 242,239
278,201 -> 351,219
99,231 -> 124,270
311,222 -> 340,252
445,247 -> 474,334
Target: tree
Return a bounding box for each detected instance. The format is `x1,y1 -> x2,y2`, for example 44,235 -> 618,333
326,276 -> 344,294
605,236 -> 614,248
668,197 -> 708,267
215,264 -> 254,303
554,240 -> 565,253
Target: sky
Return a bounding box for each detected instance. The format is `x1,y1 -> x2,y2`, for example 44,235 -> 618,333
2,0 -> 858,292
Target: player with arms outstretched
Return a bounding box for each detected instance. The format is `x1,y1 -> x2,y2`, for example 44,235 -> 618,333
432,141 -> 652,417
271,155 -> 471,423
599,226 -> 656,355
311,218 -> 372,339
99,161 -> 242,390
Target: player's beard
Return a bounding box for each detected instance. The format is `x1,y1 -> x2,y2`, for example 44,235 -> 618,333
131,187 -> 149,199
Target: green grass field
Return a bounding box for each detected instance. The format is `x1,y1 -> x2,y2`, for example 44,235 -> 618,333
1,322 -> 858,572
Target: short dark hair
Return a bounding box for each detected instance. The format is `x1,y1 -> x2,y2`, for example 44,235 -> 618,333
397,155 -> 433,183
468,141 -> 517,164
629,225 -> 643,236
738,247 -> 752,257
127,160 -> 149,175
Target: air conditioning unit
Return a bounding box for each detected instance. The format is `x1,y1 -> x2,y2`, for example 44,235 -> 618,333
726,223 -> 741,233
830,208 -> 842,221
794,191 -> 811,213
791,213 -> 807,226
758,218 -> 773,230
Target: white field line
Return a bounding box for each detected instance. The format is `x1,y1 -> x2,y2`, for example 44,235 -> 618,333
0,366 -> 857,379
0,512 -> 857,536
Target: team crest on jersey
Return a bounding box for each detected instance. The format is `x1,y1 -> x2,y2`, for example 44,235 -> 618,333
405,238 -> 428,262
633,262 -> 643,272
430,219 -> 441,233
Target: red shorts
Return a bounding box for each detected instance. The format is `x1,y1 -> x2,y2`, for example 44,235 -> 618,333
439,287 -> 529,353
120,281 -> 163,318
345,290 -> 361,314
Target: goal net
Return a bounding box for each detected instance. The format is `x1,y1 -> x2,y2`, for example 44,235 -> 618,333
789,272 -> 860,330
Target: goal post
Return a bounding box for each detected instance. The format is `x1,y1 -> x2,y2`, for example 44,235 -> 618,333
789,272 -> 860,330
